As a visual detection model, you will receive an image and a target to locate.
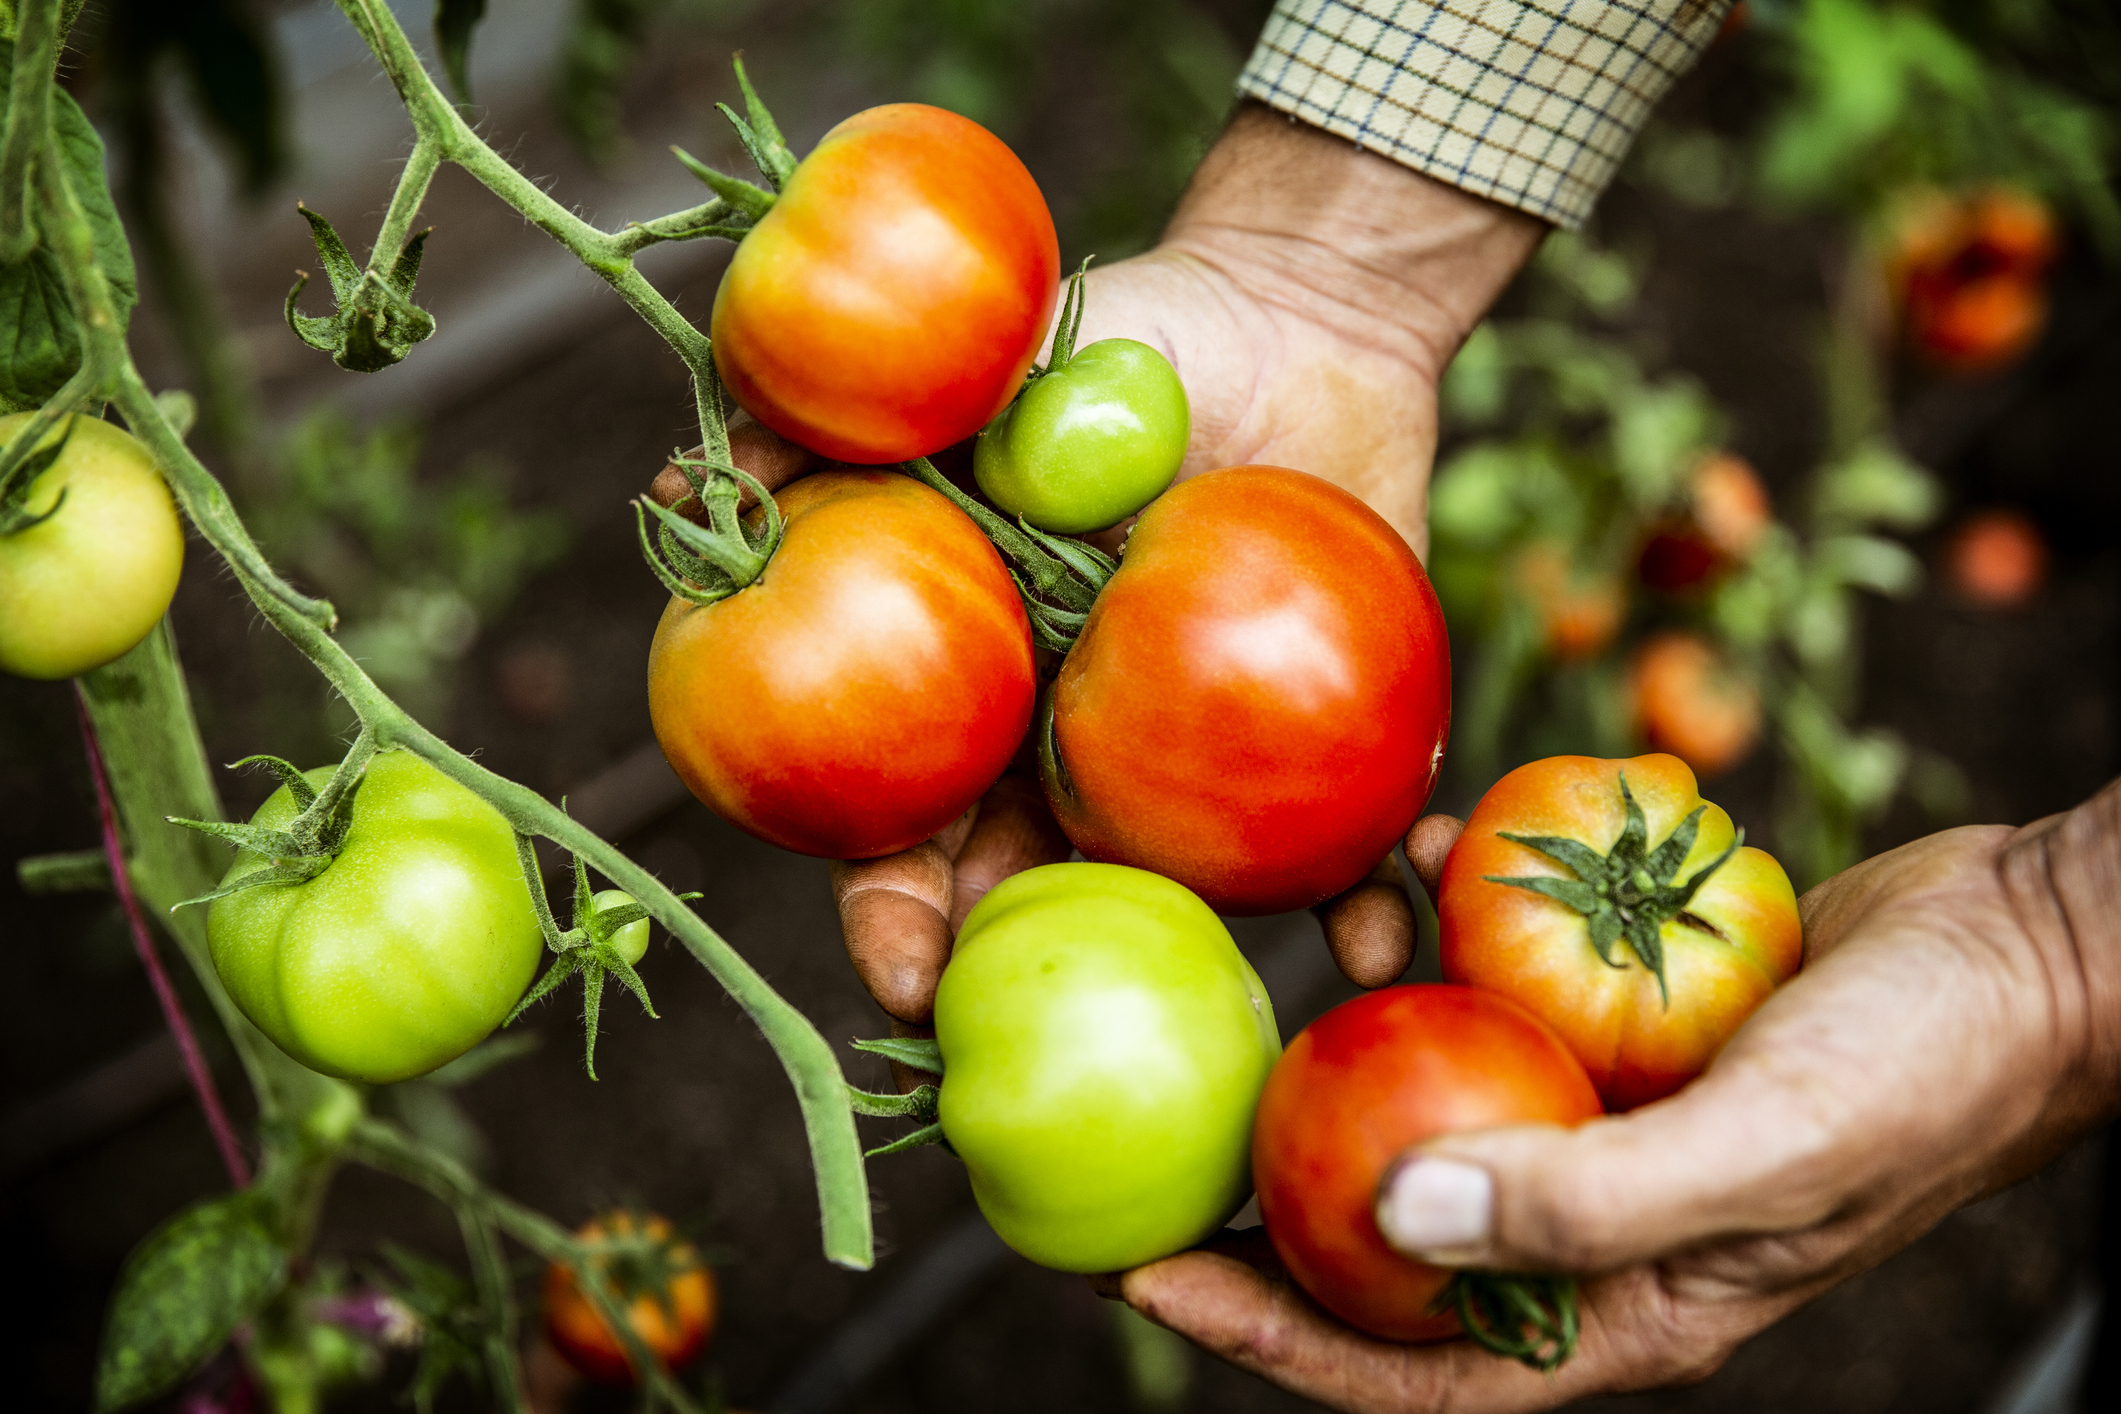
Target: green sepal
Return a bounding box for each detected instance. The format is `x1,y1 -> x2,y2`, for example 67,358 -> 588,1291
435,0 -> 487,105
1043,256 -> 1095,372
729,53 -> 797,188
848,1083 -> 940,1120
851,1035 -> 944,1073
94,1192 -> 288,1413
864,1121 -> 948,1158
1016,516 -> 1117,588
1435,1271 -> 1579,1373
226,752 -> 317,809
166,853 -> 331,911
1483,773 -> 1744,1009
0,410 -> 74,528
670,146 -> 775,219
284,206 -> 436,373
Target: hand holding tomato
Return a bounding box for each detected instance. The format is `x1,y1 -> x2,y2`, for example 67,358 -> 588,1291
1109,773 -> 2121,1412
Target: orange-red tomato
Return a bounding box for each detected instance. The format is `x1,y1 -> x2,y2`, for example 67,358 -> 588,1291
711,104 -> 1060,464
1253,986 -> 1601,1341
1886,188 -> 2058,375
649,471 -> 1034,858
1512,541 -> 1623,660
1627,630 -> 1760,778
1439,754 -> 1801,1109
544,1213 -> 715,1386
1943,507 -> 2048,608
1041,466 -> 1450,915
1638,453 -> 1771,594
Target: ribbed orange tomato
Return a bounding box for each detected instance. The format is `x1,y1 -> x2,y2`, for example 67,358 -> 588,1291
711,104 -> 1059,464
1439,754 -> 1801,1109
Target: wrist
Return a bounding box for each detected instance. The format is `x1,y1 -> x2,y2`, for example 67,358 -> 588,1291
1158,103 -> 1547,385
2012,776 -> 2121,1113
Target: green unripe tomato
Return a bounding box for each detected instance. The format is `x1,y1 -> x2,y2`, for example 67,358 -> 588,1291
934,862 -> 1280,1272
0,413 -> 183,680
973,339 -> 1188,534
207,751 -> 544,1085
592,888 -> 651,966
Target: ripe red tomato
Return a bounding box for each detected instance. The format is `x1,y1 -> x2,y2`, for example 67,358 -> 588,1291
1626,631 -> 1760,779
1886,187 -> 2058,375
1511,541 -> 1622,661
648,471 -> 1034,858
710,104 -> 1060,464
1253,985 -> 1601,1343
544,1212 -> 715,1385
1943,507 -> 2047,608
1439,754 -> 1802,1109
1040,465 -> 1450,915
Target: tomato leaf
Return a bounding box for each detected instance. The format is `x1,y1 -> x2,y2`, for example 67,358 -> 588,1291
435,0 -> 487,104
94,1192 -> 286,1413
0,44 -> 137,414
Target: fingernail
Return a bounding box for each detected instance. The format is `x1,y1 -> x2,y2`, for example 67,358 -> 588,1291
1375,1157 -> 1492,1259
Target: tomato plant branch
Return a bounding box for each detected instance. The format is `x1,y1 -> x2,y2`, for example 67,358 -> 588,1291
78,687 -> 253,1188
348,1117 -> 703,1414
0,0 -> 60,263
457,1207 -> 529,1414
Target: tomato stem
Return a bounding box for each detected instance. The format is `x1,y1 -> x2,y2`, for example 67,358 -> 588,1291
1441,1271 -> 1581,1372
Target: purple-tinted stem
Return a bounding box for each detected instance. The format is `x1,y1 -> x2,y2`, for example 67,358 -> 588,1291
76,687 -> 253,1188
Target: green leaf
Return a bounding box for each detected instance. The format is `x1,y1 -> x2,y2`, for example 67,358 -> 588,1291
851,1035 -> 943,1073
0,50 -> 136,412
435,0 -> 487,104
95,1192 -> 287,1413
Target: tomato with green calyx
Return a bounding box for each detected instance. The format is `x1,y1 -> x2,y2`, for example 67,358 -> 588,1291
973,267 -> 1188,534
591,889 -> 651,967
712,104 -> 1059,464
1253,985 -> 1601,1367
1440,754 -> 1801,1109
648,470 -> 1034,860
0,413 -> 183,680
1041,465 -> 1450,915
932,863 -> 1280,1273
544,1211 -> 716,1385
207,751 -> 543,1085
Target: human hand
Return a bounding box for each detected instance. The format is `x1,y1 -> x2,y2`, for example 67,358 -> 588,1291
1108,778 -> 2121,1412
825,106 -> 1545,1038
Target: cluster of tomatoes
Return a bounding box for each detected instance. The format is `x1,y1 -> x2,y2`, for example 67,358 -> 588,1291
634,102 -> 1809,1370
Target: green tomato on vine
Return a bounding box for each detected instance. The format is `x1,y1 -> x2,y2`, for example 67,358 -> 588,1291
974,264 -> 1189,535
0,414 -> 184,680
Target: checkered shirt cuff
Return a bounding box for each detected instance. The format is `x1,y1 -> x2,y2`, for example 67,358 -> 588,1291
1238,0 -> 1732,229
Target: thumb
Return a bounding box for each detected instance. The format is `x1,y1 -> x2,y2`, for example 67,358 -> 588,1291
1372,1056 -> 1857,1276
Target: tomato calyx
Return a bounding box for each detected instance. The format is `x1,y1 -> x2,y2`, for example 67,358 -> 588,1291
168,731 -> 379,907
0,411 -> 79,535
897,455 -> 1115,652
633,451 -> 786,605
574,1211 -> 706,1321
663,56 -> 797,243
1024,256 -> 1095,382
846,1036 -> 951,1157
1484,772 -> 1742,1006
506,843 -> 692,1080
285,204 -> 437,373
1435,1271 -> 1580,1372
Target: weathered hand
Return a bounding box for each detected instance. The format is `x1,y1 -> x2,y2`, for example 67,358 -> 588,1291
1112,778 -> 2121,1412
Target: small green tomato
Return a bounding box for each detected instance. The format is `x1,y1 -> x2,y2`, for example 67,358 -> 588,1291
934,862 -> 1280,1273
974,337 -> 1189,535
0,413 -> 184,680
591,888 -> 652,966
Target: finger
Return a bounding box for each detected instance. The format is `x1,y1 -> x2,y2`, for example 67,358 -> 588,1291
1403,813 -> 1465,904
944,773 -> 1071,933
1315,857 -> 1415,988
831,842 -> 956,1025
1371,888 -> 2024,1278
1121,1245 -> 1571,1414
649,411 -> 820,518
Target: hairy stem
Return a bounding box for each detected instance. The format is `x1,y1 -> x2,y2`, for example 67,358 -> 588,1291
0,0 -> 60,262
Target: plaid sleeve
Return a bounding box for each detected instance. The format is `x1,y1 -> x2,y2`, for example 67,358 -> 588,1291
1237,0 -> 1732,229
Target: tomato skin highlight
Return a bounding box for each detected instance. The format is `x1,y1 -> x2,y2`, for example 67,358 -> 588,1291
711,104 -> 1060,464
648,471 -> 1034,859
0,413 -> 184,680
1253,985 -> 1601,1342
543,1212 -> 715,1386
1042,466 -> 1450,914
1439,754 -> 1802,1110
934,863 -> 1281,1273
207,752 -> 544,1085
